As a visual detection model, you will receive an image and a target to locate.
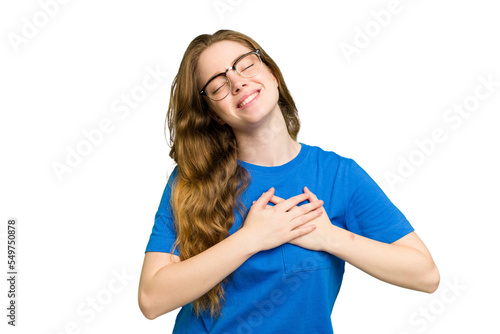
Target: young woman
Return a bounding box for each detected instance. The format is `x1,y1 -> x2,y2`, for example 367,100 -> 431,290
138,29 -> 440,333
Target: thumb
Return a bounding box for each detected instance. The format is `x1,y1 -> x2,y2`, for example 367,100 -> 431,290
253,187 -> 275,209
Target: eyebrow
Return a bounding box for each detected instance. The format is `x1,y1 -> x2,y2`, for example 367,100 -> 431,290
205,51 -> 250,84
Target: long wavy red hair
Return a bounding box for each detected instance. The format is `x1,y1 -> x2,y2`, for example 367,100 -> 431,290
165,29 -> 300,319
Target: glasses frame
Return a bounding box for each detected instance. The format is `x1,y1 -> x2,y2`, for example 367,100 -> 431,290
199,49 -> 262,101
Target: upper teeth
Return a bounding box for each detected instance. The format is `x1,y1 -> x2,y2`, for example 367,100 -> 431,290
238,92 -> 258,108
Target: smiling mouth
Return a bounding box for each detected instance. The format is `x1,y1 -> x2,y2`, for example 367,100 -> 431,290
237,91 -> 260,108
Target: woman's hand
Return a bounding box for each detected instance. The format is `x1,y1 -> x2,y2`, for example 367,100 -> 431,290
240,187 -> 324,253
270,187 -> 332,252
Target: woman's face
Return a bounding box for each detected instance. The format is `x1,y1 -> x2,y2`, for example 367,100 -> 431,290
197,40 -> 280,134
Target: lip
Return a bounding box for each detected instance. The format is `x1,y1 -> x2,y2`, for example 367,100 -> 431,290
236,89 -> 261,109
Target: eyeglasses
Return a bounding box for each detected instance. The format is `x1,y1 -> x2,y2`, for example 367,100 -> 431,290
199,49 -> 263,101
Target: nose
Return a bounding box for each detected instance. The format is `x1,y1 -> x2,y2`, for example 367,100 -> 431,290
226,68 -> 247,94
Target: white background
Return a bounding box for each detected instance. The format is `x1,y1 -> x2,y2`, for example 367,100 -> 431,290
1,0 -> 499,333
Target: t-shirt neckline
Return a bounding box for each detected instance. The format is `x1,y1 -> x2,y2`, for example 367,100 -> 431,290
238,142 -> 308,175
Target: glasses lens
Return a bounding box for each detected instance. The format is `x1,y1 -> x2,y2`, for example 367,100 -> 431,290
236,53 -> 262,78
206,76 -> 230,101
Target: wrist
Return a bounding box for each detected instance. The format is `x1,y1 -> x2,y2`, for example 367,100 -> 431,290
322,223 -> 347,255
232,227 -> 260,257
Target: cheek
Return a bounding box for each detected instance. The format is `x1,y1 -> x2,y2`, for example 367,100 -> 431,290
268,84 -> 280,103
263,66 -> 278,86
210,101 -> 232,119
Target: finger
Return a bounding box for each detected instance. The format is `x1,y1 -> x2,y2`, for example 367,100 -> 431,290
289,223 -> 317,241
288,194 -> 324,213
269,195 -> 285,205
290,208 -> 323,229
304,188 -> 324,213
289,199 -> 323,218
253,200 -> 274,209
253,187 -> 275,209
304,186 -> 319,201
276,192 -> 311,212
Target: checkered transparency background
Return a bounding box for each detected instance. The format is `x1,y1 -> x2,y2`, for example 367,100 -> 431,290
1,0 -> 498,333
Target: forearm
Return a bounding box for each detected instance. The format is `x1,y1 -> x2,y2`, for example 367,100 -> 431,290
323,225 -> 439,293
141,229 -> 257,319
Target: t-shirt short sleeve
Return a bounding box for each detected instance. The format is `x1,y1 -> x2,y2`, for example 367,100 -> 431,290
345,158 -> 414,243
145,167 -> 180,256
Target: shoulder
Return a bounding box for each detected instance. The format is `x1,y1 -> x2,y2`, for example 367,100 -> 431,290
300,142 -> 353,167
156,165 -> 179,211
167,165 -> 179,186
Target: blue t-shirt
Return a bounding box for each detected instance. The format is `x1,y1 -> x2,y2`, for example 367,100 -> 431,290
145,143 -> 414,334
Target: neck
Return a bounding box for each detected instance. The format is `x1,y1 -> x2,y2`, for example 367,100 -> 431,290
234,109 -> 301,167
